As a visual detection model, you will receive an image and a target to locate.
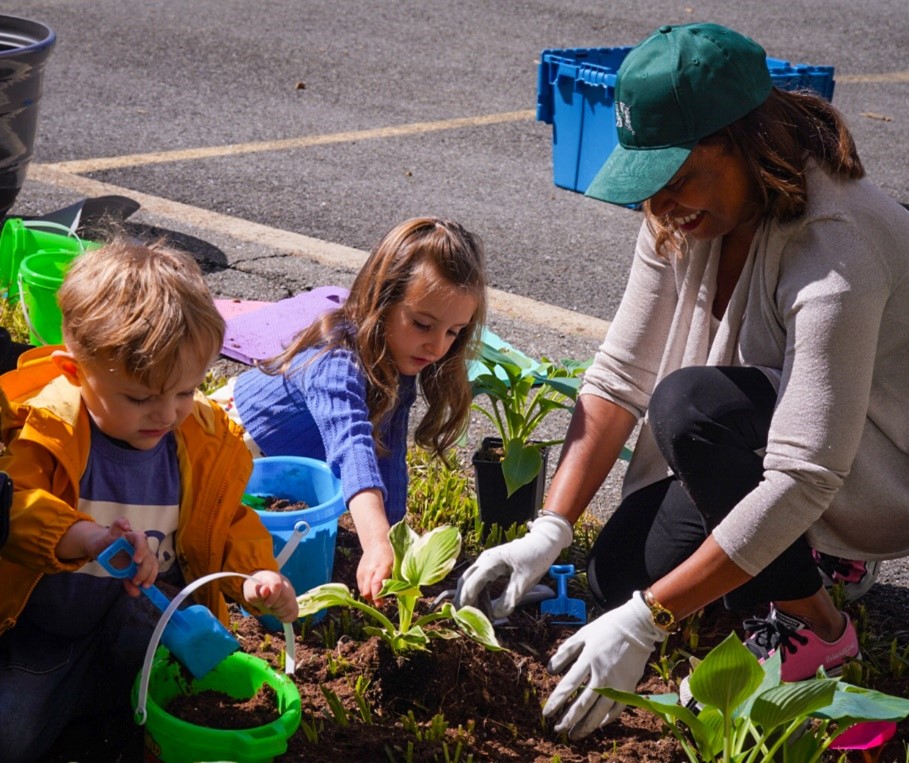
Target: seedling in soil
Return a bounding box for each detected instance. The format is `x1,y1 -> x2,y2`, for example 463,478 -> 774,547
597,632 -> 909,763
297,521 -> 503,656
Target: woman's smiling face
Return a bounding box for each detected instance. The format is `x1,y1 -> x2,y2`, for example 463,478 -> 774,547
647,141 -> 762,244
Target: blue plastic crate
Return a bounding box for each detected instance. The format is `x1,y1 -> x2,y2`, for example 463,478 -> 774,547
537,47 -> 836,195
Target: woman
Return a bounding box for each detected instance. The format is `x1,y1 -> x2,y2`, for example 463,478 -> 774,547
456,22 -> 909,739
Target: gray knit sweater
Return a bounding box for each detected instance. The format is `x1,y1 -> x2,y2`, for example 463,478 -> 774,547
582,163 -> 909,575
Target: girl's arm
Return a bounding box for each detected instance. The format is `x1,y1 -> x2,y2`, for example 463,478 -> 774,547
348,488 -> 394,601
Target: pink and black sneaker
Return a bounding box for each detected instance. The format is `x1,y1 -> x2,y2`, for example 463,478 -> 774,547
812,549 -> 881,602
679,606 -> 860,711
742,606 -> 860,681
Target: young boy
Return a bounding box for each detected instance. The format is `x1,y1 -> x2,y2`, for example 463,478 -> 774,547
0,237 -> 297,761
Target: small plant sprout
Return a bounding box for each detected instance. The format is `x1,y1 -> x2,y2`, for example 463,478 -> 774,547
596,632 -> 909,763
297,521 -> 503,656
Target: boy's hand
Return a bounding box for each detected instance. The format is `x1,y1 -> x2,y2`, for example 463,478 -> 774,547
60,517 -> 159,596
244,571 -> 298,622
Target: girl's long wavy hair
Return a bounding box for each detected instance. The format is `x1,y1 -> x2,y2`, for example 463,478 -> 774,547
263,217 -> 487,458
645,87 -> 865,259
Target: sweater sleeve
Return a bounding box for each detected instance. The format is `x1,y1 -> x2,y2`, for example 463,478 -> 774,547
713,211 -> 893,573
302,350 -> 390,513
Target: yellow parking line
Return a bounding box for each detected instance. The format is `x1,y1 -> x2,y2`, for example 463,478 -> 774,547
45,110 -> 537,174
28,162 -> 612,341
836,71 -> 909,84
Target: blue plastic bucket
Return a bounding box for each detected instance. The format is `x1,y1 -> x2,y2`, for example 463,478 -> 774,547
245,456 -> 346,627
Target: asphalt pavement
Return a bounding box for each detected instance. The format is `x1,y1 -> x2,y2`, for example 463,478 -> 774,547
6,2 -> 909,592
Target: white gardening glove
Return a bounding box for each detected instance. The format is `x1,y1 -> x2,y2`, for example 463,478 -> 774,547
542,591 -> 667,739
454,513 -> 572,619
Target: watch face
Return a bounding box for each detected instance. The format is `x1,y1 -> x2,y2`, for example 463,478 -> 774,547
654,609 -> 673,627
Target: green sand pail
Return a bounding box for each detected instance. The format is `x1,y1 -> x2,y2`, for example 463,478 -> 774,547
17,248 -> 77,345
0,217 -> 99,300
132,647 -> 302,763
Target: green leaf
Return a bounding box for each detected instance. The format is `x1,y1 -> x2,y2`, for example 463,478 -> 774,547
426,628 -> 461,640
502,440 -> 542,496
688,632 -> 765,717
531,373 -> 581,399
596,688 -> 716,758
378,579 -> 421,598
471,374 -> 511,400
451,604 -> 504,651
401,525 -> 461,587
389,520 -> 419,580
814,682 -> 909,723
750,679 -> 838,730
297,582 -> 358,616
398,626 -> 431,651
480,345 -> 535,374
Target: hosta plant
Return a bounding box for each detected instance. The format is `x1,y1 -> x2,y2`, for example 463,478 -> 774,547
596,632 -> 909,763
297,521 -> 503,656
471,344 -> 589,496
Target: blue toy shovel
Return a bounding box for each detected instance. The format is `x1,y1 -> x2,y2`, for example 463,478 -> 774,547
97,537 -> 240,679
540,564 -> 587,626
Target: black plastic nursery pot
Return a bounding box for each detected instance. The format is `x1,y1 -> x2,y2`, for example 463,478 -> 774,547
472,436 -> 549,534
0,15 -> 56,218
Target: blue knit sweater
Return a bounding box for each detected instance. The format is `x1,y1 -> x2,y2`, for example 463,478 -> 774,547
233,347 -> 416,524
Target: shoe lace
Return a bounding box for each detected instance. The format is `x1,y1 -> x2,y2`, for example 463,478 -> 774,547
742,615 -> 809,664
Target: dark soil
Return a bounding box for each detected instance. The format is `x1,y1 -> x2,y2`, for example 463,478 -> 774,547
39,512 -> 909,762
261,497 -> 310,512
166,683 -> 281,729
245,495 -> 310,512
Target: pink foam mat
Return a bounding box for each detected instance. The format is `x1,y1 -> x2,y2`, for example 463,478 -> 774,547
219,286 -> 349,365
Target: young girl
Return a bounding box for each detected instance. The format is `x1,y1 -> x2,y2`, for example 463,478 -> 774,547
228,217 -> 487,601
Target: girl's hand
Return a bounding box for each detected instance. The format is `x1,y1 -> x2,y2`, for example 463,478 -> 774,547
356,537 -> 394,603
244,571 -> 298,622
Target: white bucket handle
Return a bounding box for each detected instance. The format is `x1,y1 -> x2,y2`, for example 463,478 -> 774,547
21,218 -> 88,250
134,571 -> 296,725
274,520 -> 311,569
16,271 -> 51,347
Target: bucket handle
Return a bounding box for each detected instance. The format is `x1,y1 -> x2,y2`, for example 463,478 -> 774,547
274,520 -> 311,569
134,571 -> 296,725
21,218 -> 89,250
16,272 -> 52,347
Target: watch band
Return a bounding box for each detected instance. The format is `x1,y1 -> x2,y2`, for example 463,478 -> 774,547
643,588 -> 678,633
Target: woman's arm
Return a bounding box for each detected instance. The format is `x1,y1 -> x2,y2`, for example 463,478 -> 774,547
544,394 -> 637,525
650,534 -> 751,620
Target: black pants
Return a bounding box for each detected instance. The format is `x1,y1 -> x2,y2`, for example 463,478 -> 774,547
587,366 -> 822,612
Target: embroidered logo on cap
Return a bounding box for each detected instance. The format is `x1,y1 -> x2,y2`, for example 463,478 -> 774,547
615,101 -> 633,134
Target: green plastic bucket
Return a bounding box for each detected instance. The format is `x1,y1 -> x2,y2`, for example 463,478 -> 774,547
17,248 -> 78,346
0,217 -> 99,300
132,647 -> 302,763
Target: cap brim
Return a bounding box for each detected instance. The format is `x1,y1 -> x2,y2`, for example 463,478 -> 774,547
585,144 -> 693,206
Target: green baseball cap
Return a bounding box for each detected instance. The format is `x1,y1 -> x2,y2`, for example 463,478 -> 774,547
585,23 -> 773,206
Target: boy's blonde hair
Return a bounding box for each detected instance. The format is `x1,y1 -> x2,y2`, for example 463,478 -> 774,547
57,237 -> 225,390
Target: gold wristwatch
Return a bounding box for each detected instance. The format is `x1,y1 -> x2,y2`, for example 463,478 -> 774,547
643,588 -> 678,633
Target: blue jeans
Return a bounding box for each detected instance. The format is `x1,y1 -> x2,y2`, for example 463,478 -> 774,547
0,591 -> 157,761
587,366 -> 823,612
